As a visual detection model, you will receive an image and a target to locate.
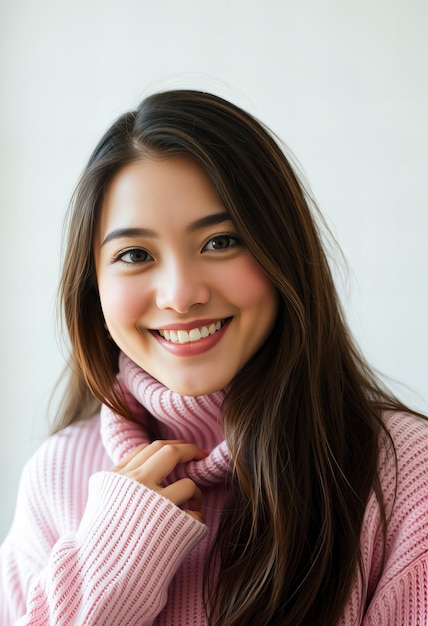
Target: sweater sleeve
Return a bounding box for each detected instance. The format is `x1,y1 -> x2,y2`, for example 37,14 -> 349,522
1,428 -> 207,625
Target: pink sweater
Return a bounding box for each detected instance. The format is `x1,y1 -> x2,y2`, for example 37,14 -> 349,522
1,352 -> 428,625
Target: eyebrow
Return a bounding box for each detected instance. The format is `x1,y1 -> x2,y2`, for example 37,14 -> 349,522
101,211 -> 230,246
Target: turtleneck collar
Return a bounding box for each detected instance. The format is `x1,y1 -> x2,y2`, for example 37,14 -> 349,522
100,352 -> 231,486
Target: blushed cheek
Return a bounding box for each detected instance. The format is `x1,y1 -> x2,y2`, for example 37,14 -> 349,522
223,256 -> 277,308
98,278 -> 147,324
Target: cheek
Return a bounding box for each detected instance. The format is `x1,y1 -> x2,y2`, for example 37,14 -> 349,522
222,256 -> 277,309
98,277 -> 147,324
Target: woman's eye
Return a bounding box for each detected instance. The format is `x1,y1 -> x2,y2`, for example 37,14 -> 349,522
116,248 -> 153,264
203,234 -> 240,252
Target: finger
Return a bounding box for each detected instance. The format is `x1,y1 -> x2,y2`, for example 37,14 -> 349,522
186,510 -> 204,523
161,478 -> 202,510
137,443 -> 208,485
112,440 -> 189,473
187,490 -> 203,513
110,442 -> 148,472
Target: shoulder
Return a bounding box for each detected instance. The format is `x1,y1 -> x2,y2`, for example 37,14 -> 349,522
362,412 -> 428,594
383,409 -> 428,452
381,410 -> 428,546
25,413 -> 109,476
380,410 -> 428,500
354,412 -> 428,622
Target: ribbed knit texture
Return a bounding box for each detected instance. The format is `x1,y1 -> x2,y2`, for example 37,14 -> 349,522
1,352 -> 428,624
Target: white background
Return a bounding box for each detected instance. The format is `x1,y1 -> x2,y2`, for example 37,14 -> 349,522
0,0 -> 427,541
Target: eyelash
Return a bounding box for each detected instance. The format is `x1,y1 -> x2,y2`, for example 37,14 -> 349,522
201,232 -> 241,252
112,233 -> 241,265
113,248 -> 153,265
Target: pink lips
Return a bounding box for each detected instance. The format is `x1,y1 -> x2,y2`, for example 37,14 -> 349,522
150,318 -> 231,357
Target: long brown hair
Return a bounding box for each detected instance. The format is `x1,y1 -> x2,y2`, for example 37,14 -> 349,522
57,90 -> 412,624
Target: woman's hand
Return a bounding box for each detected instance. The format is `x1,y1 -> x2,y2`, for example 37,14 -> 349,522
111,440 -> 208,522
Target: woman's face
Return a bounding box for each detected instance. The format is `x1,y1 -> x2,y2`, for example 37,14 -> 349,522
95,156 -> 278,396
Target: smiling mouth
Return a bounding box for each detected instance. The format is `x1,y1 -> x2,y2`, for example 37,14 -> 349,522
157,319 -> 228,344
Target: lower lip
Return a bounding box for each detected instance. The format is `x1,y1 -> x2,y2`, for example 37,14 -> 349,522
150,319 -> 231,357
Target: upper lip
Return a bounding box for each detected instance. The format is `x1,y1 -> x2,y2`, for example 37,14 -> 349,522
152,317 -> 229,331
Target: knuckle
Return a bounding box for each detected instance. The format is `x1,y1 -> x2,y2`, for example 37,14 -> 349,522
163,443 -> 180,456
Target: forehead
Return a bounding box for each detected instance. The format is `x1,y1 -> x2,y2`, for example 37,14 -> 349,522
98,156 -> 225,232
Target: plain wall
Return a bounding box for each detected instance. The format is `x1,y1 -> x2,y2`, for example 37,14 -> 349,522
1,0 -> 427,541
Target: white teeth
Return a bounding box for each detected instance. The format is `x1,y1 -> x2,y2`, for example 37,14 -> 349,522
189,328 -> 201,341
177,330 -> 190,343
158,320 -> 225,344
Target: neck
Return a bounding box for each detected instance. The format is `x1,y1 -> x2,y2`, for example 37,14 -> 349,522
119,352 -> 225,450
101,353 -> 230,484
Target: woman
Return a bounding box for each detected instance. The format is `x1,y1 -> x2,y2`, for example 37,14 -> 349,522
1,90 -> 428,625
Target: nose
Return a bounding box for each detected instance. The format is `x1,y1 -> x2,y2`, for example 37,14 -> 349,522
155,258 -> 210,314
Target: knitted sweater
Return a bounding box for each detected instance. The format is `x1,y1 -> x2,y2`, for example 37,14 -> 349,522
1,353 -> 428,625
